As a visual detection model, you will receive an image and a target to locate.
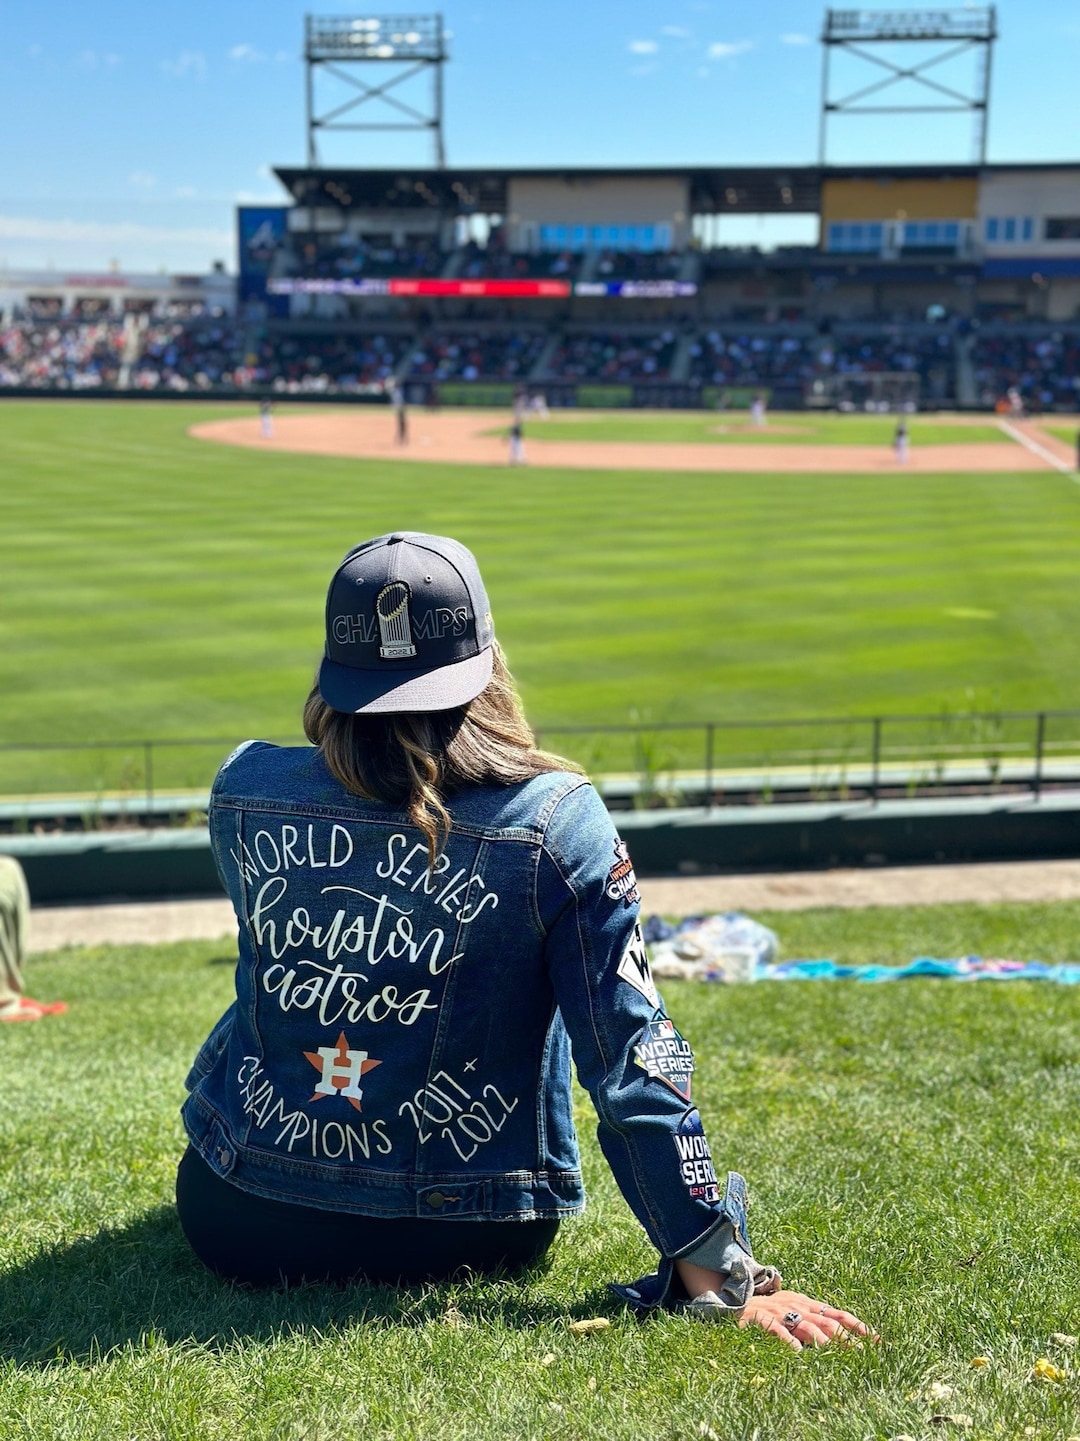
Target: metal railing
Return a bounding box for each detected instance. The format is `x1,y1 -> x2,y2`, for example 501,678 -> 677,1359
532,709 -> 1080,806
2,709 -> 1080,816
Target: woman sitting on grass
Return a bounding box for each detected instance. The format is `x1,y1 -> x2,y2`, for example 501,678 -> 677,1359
178,531 -> 872,1351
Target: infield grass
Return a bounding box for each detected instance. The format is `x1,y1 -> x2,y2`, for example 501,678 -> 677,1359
1045,423 -> 1080,449
483,411 -> 1010,445
3,400 -> 1080,793
4,900 -> 1080,1440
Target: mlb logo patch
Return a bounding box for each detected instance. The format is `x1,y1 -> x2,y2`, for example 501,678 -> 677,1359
632,1017 -> 695,1102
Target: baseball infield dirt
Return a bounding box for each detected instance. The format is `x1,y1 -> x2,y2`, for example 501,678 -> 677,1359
190,408 -> 1061,473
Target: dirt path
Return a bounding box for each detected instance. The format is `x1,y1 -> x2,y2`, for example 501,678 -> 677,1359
1001,417 -> 1079,473
28,859 -> 1080,954
191,409 -> 1051,474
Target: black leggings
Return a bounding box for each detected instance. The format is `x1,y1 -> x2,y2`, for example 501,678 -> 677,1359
175,1146 -> 559,1288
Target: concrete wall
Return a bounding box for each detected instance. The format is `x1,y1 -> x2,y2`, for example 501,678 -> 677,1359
506,177 -> 690,251
978,170 -> 1080,257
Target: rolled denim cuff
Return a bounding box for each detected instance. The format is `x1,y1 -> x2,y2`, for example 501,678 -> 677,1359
681,1220 -> 783,1311
608,1171 -> 781,1318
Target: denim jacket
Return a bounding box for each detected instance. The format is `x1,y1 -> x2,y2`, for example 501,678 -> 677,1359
183,741 -> 773,1306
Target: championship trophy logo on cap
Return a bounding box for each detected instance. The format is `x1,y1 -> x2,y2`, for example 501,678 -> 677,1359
375,581 -> 416,659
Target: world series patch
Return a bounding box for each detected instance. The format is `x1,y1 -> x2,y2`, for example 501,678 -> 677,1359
605,839 -> 640,906
616,923 -> 659,1009
632,1017 -> 695,1101
673,1109 -> 720,1203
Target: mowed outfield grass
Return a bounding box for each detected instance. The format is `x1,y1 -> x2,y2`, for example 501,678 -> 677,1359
2,400 -> 1080,789
5,901 -> 1080,1441
483,411 -> 1010,445
1045,422 -> 1080,449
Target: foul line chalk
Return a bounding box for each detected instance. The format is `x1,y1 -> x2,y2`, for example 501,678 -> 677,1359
997,418 -> 1077,478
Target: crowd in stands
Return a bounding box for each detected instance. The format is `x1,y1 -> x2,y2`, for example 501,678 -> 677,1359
686,331 -> 814,386
0,320 -> 124,389
290,234 -> 443,280
595,250 -> 683,281
257,333 -> 404,392
2,310 -> 1078,405
408,331 -> 546,381
547,330 -> 678,382
972,332 -> 1080,410
127,320 -> 248,390
820,330 -> 955,378
458,240 -> 577,282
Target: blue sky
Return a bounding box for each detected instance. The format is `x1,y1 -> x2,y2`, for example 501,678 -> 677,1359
1,0 -> 1077,273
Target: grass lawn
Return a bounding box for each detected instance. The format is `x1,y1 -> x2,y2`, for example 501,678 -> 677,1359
5,900 -> 1080,1439
483,412 -> 1010,446
1045,424 -> 1080,449
2,401 -> 1080,793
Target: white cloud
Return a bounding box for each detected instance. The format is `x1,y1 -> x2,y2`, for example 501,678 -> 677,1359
161,51 -> 208,81
780,32 -> 813,46
707,40 -> 753,58
75,49 -> 121,70
274,49 -> 292,63
661,25 -> 691,38
128,171 -> 157,190
174,186 -> 198,199
28,43 -> 42,57
627,39 -> 659,54
228,43 -> 267,63
0,213 -> 231,247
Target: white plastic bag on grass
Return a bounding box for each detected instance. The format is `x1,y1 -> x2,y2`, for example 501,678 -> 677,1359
648,912 -> 779,984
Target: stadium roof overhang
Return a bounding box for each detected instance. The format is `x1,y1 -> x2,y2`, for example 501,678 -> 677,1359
273,161 -> 1080,217
273,165 -> 835,214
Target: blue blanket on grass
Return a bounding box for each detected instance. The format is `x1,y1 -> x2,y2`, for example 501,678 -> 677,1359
766,957 -> 1080,984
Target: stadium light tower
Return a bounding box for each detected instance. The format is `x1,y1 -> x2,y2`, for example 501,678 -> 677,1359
304,13 -> 447,167
819,7 -> 997,165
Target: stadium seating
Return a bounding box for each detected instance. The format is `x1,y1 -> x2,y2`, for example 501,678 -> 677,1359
686,331 -> 815,386
457,241 -> 578,281
127,320 -> 249,390
285,233 -> 444,280
972,331 -> 1080,410
407,330 -> 547,381
546,330 -> 678,381
3,310 -> 1077,410
594,249 -> 684,281
0,320 -> 125,389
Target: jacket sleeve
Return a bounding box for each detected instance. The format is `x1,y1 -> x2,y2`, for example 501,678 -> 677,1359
536,780 -> 749,1265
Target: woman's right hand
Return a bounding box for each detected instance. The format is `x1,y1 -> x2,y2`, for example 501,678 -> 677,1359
737,1289 -> 877,1352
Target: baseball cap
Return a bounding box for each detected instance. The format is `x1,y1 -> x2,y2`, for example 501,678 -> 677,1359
318,532 -> 495,714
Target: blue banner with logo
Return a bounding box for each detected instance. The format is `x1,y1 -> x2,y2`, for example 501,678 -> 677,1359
237,206 -> 289,308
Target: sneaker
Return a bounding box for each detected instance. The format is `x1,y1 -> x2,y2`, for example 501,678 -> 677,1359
0,997 -> 68,1022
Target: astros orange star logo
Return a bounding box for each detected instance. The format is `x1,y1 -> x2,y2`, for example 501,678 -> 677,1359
303,1031 -> 381,1113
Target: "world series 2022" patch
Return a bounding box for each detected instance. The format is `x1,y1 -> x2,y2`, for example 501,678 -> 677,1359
632,1017 -> 695,1101
673,1109 -> 720,1203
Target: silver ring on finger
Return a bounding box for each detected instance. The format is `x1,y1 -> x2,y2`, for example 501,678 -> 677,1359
782,1310 -> 802,1331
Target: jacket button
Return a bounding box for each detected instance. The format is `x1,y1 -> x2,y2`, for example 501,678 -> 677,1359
426,1191 -> 445,1209
218,1148 -> 231,1167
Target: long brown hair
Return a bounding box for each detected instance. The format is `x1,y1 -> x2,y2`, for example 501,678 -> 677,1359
303,642 -> 578,865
